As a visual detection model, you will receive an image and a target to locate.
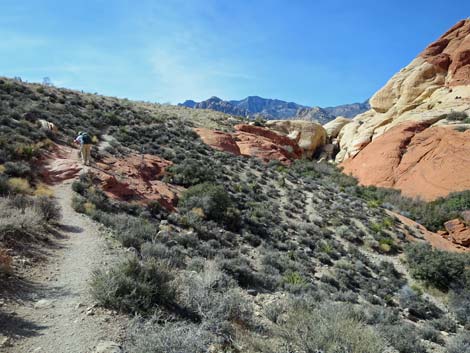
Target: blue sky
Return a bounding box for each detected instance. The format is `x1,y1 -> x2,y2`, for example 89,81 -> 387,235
0,1 -> 469,106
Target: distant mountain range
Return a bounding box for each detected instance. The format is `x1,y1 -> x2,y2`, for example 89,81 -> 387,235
179,96 -> 369,124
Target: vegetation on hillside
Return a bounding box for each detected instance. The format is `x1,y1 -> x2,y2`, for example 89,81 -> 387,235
1,77 -> 469,352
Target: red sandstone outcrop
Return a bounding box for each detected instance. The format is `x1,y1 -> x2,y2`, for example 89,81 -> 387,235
194,124 -> 304,164
421,19 -> 470,86
341,121 -> 470,201
41,144 -> 182,211
93,154 -> 181,210
442,219 -> 470,247
194,128 -> 241,155
388,210 -> 469,252
234,124 -> 303,163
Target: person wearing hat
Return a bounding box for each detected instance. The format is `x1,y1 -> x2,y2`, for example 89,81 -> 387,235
74,131 -> 93,166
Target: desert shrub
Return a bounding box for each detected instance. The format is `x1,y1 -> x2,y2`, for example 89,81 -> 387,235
179,183 -> 240,230
220,257 -> 274,290
34,196 -> 62,223
399,286 -> 443,320
7,177 -> 32,194
379,323 -> 426,353
0,176 -> 11,195
447,332 -> 470,353
141,242 -> 186,268
449,287 -> 470,326
166,158 -> 219,187
126,318 -> 213,353
175,262 -> 253,339
278,301 -> 387,353
90,256 -> 174,314
419,324 -> 444,344
430,315 -> 457,333
3,161 -> 31,178
0,201 -> 43,240
34,183 -> 54,198
405,243 -> 468,291
440,111 -> 468,121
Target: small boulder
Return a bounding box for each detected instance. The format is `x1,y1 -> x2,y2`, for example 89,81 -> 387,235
34,299 -> 55,309
444,219 -> 470,247
94,341 -> 123,353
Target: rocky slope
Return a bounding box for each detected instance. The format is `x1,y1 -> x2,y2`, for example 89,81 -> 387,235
1,76 -> 470,353
180,96 -> 369,123
336,19 -> 470,200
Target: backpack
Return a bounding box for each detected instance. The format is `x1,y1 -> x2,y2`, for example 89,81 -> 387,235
81,133 -> 92,144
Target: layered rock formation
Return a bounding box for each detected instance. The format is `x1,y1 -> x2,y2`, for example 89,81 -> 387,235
194,121 -> 326,164
94,154 -> 182,210
265,120 -> 327,158
336,19 -> 470,201
40,144 -> 181,210
442,219 -> 470,247
194,128 -> 241,155
323,116 -> 351,140
234,124 -> 303,163
336,19 -> 470,164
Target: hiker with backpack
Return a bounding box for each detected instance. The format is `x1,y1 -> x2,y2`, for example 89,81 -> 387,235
74,131 -> 93,166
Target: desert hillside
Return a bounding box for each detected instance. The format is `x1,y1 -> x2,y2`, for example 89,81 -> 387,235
0,75 -> 469,353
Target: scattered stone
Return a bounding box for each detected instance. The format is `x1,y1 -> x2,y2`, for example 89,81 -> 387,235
34,299 -> 55,309
247,289 -> 258,296
0,335 -> 10,348
94,341 -> 123,353
86,307 -> 95,316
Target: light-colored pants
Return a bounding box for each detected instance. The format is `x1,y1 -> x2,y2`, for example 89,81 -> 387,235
80,144 -> 92,165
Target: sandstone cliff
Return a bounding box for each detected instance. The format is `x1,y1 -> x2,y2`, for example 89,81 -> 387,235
337,19 -> 470,200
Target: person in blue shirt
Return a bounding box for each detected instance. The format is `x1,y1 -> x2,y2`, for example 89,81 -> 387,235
74,131 -> 92,166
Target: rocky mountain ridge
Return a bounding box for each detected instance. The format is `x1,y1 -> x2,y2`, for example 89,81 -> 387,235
179,95 -> 369,124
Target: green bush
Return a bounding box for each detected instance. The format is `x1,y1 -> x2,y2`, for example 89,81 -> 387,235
90,256 -> 174,314
379,323 -> 426,353
179,183 -> 240,230
166,158 -> 219,187
405,243 -> 467,291
3,161 -> 31,178
440,111 -> 468,121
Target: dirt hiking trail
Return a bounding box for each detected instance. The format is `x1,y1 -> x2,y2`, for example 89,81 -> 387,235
1,150 -> 126,353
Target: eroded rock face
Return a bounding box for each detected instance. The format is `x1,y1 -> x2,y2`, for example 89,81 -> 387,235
323,116 -> 351,139
443,219 -> 470,247
336,19 -> 470,163
94,154 -> 182,210
421,19 -> 470,87
193,128 -> 241,155
40,144 -> 181,211
341,121 -> 470,200
234,124 -> 303,163
264,120 -> 327,158
194,124 -> 304,164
